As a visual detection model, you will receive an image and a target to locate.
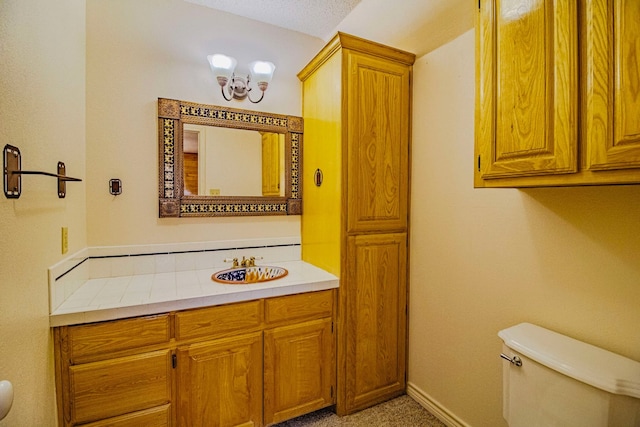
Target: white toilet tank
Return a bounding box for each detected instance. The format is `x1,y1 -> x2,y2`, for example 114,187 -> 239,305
499,323 -> 640,427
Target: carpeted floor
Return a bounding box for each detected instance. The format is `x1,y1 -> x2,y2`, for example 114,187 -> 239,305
273,395 -> 447,427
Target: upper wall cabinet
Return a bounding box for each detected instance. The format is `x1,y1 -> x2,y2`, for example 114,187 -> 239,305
475,0 -> 640,187
583,0 -> 640,171
476,0 -> 578,180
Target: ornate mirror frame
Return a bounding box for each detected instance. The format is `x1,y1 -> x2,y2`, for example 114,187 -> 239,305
158,98 -> 302,217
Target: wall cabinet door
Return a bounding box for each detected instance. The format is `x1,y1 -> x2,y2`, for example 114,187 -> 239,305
346,51 -> 410,233
341,233 -> 407,413
263,318 -> 335,425
476,0 -> 578,179
583,0 -> 640,170
176,332 -> 263,427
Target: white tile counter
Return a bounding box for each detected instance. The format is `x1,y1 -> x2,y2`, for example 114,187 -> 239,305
48,238 -> 338,327
50,261 -> 338,327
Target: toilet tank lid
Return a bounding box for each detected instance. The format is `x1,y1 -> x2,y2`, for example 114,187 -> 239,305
499,323 -> 640,399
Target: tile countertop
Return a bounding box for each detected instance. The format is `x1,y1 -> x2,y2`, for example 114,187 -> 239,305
50,260 -> 339,327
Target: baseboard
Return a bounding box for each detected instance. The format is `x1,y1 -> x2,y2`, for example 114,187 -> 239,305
406,382 -> 471,427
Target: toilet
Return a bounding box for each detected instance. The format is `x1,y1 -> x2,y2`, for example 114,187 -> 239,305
499,323 -> 640,427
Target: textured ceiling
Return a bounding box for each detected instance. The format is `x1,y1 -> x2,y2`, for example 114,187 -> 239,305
183,0 -> 474,56
183,0 -> 362,39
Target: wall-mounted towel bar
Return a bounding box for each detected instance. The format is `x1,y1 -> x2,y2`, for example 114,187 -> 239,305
3,144 -> 82,199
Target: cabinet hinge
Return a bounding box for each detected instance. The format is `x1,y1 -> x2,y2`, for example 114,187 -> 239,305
172,353 -> 177,369
331,321 -> 334,333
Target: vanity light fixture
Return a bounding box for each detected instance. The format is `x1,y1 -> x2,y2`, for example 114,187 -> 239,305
207,54 -> 275,104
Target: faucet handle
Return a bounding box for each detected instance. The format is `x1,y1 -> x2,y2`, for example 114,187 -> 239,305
224,257 -> 239,268
249,256 -> 263,266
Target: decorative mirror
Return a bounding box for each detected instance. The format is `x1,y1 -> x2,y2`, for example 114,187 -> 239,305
158,98 -> 302,217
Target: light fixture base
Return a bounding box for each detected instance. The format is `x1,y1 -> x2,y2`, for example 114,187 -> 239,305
228,75 -> 249,100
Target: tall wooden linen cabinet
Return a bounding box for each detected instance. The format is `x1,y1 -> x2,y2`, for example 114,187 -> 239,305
298,33 -> 415,415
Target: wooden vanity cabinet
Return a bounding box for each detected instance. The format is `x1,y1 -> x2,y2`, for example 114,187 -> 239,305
176,333 -> 263,427
54,290 -> 336,427
53,315 -> 173,427
263,291 -> 335,425
298,33 -> 414,415
475,0 -> 640,187
174,300 -> 264,427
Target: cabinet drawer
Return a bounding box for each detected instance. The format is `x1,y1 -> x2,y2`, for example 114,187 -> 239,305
175,299 -> 263,341
66,315 -> 171,364
80,404 -> 171,427
265,290 -> 334,326
70,350 -> 172,425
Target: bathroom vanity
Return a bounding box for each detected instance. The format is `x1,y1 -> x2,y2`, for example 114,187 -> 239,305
53,288 -> 336,427
49,238 -> 338,427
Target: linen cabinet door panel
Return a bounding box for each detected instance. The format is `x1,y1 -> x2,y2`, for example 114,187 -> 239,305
476,0 -> 578,179
176,332 -> 263,427
345,52 -> 410,233
263,318 -> 335,425
342,233 -> 407,413
68,350 -> 172,425
584,0 -> 640,170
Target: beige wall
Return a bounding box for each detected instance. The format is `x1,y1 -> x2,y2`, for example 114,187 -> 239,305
85,0 -> 323,246
0,1 -> 321,424
409,29 -> 640,426
0,1 -> 87,425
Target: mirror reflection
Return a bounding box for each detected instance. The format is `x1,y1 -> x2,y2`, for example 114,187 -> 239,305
158,98 -> 302,218
183,125 -> 285,197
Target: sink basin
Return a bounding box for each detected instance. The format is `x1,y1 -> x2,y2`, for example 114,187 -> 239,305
211,266 -> 288,284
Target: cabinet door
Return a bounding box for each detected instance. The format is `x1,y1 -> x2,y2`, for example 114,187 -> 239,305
476,0 -> 578,179
264,318 -> 335,425
176,332 -> 263,427
340,233 -> 407,413
345,51 -> 410,233
584,0 -> 640,170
